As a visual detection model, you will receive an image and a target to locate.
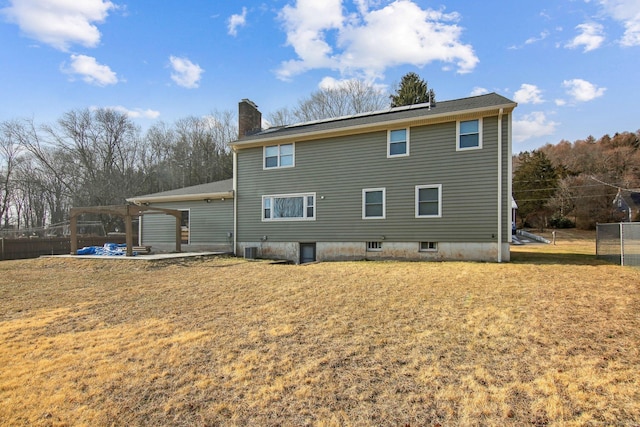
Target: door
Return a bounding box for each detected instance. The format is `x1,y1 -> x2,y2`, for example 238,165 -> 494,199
300,243 -> 316,264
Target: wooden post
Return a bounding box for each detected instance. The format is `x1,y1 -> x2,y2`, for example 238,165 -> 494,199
70,213 -> 78,255
125,214 -> 133,256
176,216 -> 182,253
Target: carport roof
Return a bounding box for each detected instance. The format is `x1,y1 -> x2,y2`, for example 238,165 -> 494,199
127,178 -> 233,204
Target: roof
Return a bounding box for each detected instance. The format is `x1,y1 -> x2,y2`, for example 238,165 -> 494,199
126,179 -> 234,204
231,92 -> 516,148
615,189 -> 640,210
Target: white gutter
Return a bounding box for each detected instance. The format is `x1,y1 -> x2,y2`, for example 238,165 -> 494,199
233,150 -> 238,256
497,108 -> 504,263
126,191 -> 234,205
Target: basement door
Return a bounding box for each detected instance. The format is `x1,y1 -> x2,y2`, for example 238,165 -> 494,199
300,243 -> 316,264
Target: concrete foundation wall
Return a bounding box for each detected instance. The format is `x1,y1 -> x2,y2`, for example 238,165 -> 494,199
237,241 -> 510,263
150,243 -> 233,254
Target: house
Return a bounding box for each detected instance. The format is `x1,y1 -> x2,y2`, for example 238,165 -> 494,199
128,93 -> 516,262
230,93 -> 517,263
126,179 -> 234,252
613,188 -> 640,222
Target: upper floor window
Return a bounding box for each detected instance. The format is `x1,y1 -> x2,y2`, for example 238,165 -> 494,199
262,193 -> 315,221
264,143 -> 294,169
388,128 -> 409,157
457,119 -> 482,150
415,184 -> 442,218
363,188 -> 386,219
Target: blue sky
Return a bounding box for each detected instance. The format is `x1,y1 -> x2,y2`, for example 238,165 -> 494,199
1,0 -> 638,153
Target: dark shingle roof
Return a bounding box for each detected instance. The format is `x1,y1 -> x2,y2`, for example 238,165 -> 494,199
233,92 -> 515,145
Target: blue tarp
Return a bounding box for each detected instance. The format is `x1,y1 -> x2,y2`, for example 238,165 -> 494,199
77,243 -> 134,256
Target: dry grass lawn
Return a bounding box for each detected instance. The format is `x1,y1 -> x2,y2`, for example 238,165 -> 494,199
1,231 -> 639,426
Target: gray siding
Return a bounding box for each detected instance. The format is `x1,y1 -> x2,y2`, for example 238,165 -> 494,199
237,114 -> 511,244
141,199 -> 233,246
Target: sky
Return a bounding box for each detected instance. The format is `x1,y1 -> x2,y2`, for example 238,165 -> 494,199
0,0 -> 639,153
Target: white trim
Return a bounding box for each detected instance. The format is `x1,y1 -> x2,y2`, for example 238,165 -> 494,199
127,191 -> 233,205
233,151 -> 238,256
263,143 -> 295,170
362,188 -> 386,219
456,119 -> 483,151
387,128 -> 410,158
262,192 -> 316,222
497,108 -> 503,262
415,184 -> 442,218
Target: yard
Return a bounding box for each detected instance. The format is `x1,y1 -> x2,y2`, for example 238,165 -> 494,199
1,231 -> 639,426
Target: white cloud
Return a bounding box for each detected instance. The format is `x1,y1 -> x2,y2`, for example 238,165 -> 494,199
1,0 -> 116,51
318,77 -> 388,93
525,30 -> 550,45
277,0 -> 478,81
64,54 -> 118,86
169,56 -> 204,89
513,112 -> 559,143
555,99 -> 567,106
103,106 -> 160,119
228,7 -> 247,36
513,84 -> 544,104
597,0 -> 640,46
565,22 -> 605,52
562,78 -> 606,102
470,87 -> 489,96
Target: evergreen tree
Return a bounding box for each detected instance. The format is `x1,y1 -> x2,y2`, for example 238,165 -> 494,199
513,150 -> 558,229
390,72 -> 435,107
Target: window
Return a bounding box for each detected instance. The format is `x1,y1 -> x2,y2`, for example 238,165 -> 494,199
388,128 -> 409,157
367,241 -> 383,251
420,241 -> 438,252
363,188 -> 385,219
264,143 -> 294,169
262,193 -> 315,221
457,119 -> 482,150
415,185 -> 442,218
180,210 -> 190,244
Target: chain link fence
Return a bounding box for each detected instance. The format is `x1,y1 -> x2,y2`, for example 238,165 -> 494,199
596,223 -> 640,267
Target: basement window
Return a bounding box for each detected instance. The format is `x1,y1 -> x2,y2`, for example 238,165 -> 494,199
420,241 -> 438,252
367,241 -> 383,252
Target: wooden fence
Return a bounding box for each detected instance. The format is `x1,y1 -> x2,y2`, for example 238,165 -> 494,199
0,236 -> 128,261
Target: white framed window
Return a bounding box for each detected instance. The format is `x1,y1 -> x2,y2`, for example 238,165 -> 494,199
264,143 -> 294,169
262,193 -> 315,221
367,241 -> 383,252
362,188 -> 385,219
457,119 -> 482,150
419,241 -> 438,252
388,128 -> 409,157
415,184 -> 442,218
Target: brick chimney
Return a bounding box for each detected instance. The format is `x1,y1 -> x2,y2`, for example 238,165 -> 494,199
238,99 -> 262,139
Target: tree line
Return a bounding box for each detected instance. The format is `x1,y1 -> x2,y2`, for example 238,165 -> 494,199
513,131 -> 640,230
0,73 -> 434,234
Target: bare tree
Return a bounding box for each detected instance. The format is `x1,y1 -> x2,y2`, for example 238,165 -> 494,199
267,79 -> 388,126
0,121 -> 23,228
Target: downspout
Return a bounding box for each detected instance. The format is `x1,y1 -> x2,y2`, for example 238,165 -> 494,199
497,108 -> 504,263
233,149 -> 238,256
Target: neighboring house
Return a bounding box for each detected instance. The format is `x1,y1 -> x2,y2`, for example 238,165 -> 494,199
229,93 -> 517,263
126,179 -> 234,252
613,189 -> 640,222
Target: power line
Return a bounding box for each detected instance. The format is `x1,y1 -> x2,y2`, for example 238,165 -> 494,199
588,176 -> 640,193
